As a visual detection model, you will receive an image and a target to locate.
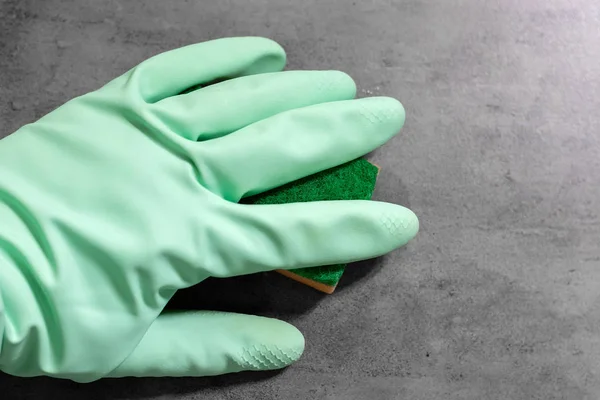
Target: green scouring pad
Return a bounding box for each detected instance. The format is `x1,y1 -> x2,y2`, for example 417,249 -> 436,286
241,158 -> 380,294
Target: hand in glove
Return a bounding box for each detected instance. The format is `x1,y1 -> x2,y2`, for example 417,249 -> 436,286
0,37 -> 419,382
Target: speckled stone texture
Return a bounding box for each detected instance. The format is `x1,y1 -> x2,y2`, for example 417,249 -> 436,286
1,1 -> 600,399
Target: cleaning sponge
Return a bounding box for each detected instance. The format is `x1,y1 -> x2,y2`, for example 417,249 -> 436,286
242,158 -> 380,293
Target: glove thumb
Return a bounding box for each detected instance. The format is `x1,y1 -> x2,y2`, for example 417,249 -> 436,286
107,311 -> 305,378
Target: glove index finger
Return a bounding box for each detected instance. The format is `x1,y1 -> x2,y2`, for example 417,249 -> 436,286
204,200 -> 419,278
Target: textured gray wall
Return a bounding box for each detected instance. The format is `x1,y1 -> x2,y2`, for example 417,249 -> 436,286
1,0 -> 600,399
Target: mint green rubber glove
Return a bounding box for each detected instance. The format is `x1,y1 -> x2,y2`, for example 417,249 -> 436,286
0,37 -> 419,383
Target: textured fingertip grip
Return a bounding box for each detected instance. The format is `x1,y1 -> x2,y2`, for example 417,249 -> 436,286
236,343 -> 304,370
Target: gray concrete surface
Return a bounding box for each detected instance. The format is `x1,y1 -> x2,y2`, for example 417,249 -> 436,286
1,0 -> 600,398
